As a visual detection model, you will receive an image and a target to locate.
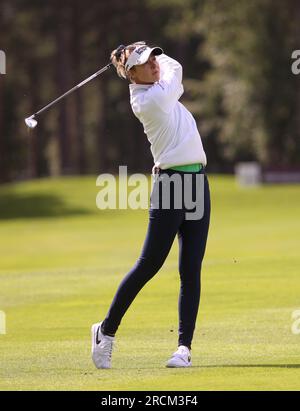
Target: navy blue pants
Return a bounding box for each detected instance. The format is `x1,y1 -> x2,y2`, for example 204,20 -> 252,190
102,169 -> 211,348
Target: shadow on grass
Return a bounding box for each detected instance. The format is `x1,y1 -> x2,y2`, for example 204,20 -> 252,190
123,364 -> 300,370
197,364 -> 300,369
0,192 -> 92,219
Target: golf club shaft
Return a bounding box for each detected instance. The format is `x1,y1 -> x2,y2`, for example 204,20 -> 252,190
30,63 -> 112,119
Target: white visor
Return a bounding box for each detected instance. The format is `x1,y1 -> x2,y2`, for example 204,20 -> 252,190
125,45 -> 163,72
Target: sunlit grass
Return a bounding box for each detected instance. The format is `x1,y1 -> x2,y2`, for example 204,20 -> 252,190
0,175 -> 300,390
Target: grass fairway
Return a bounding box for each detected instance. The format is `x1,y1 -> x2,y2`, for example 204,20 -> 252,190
0,175 -> 299,391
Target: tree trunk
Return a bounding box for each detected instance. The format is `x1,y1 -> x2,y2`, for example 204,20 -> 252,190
0,75 -> 6,182
293,0 -> 300,154
96,3 -> 109,173
71,0 -> 86,174
26,57 -> 50,178
55,0 -> 73,174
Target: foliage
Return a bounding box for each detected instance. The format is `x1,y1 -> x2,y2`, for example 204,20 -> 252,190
0,0 -> 298,182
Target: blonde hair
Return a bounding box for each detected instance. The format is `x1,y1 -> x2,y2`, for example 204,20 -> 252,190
110,41 -> 146,80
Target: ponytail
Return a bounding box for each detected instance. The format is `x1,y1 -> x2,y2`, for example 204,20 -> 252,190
110,41 -> 146,80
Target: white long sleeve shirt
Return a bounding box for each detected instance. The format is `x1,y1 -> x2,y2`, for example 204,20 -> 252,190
129,54 -> 207,170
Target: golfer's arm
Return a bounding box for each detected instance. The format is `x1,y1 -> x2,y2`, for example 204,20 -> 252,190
158,54 -> 183,85
150,54 -> 184,112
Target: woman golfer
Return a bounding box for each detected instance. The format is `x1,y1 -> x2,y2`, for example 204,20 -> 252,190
91,41 -> 210,368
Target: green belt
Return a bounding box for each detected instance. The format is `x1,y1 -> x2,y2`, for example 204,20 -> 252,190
168,163 -> 203,172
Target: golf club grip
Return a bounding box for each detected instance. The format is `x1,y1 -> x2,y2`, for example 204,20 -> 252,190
33,63 -> 112,118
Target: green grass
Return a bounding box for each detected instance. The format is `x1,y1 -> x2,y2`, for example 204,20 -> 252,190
0,175 -> 300,390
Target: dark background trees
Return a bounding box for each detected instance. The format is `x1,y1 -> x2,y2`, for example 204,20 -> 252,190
0,0 -> 299,182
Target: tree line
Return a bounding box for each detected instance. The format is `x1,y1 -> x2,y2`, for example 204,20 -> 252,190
0,0 -> 299,182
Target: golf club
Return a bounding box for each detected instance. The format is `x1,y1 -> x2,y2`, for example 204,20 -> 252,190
25,62 -> 112,129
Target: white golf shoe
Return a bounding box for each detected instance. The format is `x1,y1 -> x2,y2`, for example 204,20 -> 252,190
166,345 -> 192,368
91,322 -> 115,369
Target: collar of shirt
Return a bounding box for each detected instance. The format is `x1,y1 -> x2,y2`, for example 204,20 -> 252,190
129,83 -> 158,92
